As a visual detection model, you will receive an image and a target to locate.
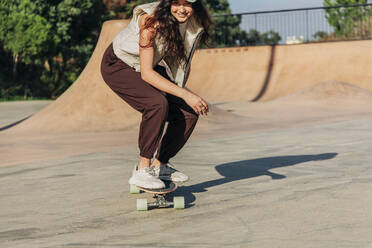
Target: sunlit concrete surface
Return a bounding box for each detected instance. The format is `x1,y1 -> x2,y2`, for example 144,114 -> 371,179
1,115 -> 372,247
0,101 -> 52,129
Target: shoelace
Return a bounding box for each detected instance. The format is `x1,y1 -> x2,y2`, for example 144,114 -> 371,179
145,166 -> 157,177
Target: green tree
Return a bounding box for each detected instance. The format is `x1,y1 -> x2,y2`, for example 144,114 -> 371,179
0,0 -> 59,98
0,0 -> 107,99
0,0 -> 56,69
203,0 -> 244,47
324,0 -> 372,38
237,29 -> 281,46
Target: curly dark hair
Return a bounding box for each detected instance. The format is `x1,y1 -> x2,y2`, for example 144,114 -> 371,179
140,0 -> 213,68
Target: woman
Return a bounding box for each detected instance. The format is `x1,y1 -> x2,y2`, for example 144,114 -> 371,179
101,0 -> 212,189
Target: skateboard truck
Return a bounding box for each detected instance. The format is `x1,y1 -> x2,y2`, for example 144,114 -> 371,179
130,181 -> 185,211
137,194 -> 185,211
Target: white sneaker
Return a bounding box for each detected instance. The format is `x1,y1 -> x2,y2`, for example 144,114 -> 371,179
152,163 -> 189,182
128,165 -> 165,189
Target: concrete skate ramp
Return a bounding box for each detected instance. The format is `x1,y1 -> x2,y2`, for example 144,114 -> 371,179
6,20 -> 140,134
186,46 -> 274,102
187,40 -> 372,102
6,19 -> 372,134
275,81 -> 372,102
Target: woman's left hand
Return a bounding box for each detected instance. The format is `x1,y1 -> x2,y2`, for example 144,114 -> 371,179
182,90 -> 209,116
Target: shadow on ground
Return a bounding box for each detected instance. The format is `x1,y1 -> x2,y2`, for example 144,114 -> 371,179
0,116 -> 30,131
176,153 -> 338,208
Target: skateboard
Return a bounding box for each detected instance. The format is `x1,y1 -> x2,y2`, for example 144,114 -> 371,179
130,180 -> 185,211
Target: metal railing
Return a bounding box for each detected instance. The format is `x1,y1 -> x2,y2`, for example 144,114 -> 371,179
212,3 -> 372,47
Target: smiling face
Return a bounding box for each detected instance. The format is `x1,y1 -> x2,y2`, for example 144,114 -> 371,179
171,0 -> 194,23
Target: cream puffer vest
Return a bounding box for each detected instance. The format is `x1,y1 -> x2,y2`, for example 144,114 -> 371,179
112,1 -> 204,88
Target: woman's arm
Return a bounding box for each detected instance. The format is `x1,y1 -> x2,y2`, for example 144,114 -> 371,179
138,14 -> 208,115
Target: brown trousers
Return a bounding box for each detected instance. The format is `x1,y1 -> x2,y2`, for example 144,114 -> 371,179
100,43 -> 198,163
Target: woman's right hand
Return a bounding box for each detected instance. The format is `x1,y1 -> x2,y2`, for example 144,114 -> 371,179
183,91 -> 209,115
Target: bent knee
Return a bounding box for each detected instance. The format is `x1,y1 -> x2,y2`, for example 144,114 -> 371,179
146,94 -> 169,114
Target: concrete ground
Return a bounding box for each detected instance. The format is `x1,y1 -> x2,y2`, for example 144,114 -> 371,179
1,100 -> 372,248
0,100 -> 52,129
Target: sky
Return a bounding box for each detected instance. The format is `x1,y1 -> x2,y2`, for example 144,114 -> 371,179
228,0 -> 325,14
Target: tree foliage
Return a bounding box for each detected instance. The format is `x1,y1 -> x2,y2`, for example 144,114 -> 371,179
324,0 -> 372,38
0,0 -> 56,65
0,0 -> 107,99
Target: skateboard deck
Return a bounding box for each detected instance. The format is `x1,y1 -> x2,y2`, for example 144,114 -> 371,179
137,180 -> 177,194
130,180 -> 185,211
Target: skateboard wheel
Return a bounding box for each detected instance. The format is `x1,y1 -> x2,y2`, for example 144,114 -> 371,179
130,184 -> 140,194
137,199 -> 148,211
173,196 -> 185,209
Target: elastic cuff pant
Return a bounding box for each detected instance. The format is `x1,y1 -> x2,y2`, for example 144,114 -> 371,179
101,43 -> 198,162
